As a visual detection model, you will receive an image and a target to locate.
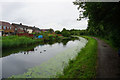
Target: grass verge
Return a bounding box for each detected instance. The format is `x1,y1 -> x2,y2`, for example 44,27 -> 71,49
58,36 -> 97,79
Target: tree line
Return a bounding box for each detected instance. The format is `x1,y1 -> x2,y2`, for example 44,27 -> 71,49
72,1 -> 120,48
55,28 -> 86,37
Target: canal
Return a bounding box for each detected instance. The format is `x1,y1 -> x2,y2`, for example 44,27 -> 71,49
1,37 -> 88,78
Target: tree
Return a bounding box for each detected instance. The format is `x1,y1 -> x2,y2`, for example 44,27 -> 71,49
62,31 -> 70,37
61,28 -> 70,37
49,28 -> 54,33
73,1 -> 120,48
55,30 -> 61,34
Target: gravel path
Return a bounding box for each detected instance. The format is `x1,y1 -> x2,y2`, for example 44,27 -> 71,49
93,37 -> 120,79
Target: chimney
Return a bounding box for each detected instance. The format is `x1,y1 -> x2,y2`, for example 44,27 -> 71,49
20,23 -> 22,25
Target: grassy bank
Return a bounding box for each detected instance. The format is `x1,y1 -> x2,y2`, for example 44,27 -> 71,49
2,36 -> 43,49
58,36 -> 97,79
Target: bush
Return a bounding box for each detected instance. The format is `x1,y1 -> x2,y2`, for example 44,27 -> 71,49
2,35 -> 42,49
61,31 -> 70,37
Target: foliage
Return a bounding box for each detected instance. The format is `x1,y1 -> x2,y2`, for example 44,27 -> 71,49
58,36 -> 97,79
55,30 -> 61,34
2,36 -> 43,49
61,28 -> 71,37
61,31 -> 70,37
73,1 -> 120,48
48,28 -> 54,33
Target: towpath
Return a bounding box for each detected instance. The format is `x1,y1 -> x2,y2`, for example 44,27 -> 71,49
93,37 -> 120,79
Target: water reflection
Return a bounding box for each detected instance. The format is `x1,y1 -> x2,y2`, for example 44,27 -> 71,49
2,36 -> 79,57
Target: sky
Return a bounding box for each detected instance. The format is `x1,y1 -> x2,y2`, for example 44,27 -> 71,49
0,0 -> 88,31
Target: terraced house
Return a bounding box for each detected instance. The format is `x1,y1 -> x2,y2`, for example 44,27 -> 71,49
12,23 -> 41,34
12,23 -> 29,34
0,21 -> 15,36
0,21 -> 45,37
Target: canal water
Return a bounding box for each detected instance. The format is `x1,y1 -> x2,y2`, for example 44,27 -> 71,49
1,37 -> 88,78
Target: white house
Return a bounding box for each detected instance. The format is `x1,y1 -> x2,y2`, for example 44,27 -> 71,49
27,27 -> 33,34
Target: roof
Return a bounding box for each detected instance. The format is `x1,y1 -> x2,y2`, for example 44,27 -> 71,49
40,29 -> 50,31
12,23 -> 28,28
27,26 -> 34,29
33,27 -> 40,31
0,21 -> 11,26
12,23 -> 40,31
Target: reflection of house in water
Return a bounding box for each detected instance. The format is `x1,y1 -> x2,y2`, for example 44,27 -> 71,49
27,48 -> 34,52
23,48 -> 35,54
39,45 -> 43,47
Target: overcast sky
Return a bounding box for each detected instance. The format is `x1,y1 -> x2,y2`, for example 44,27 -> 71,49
0,0 -> 88,31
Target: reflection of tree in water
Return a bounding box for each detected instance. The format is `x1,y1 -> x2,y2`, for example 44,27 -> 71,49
61,37 -> 79,46
2,36 -> 80,57
2,43 -> 39,57
23,48 -> 35,54
27,48 -> 34,52
61,39 -> 70,46
48,41 -> 56,45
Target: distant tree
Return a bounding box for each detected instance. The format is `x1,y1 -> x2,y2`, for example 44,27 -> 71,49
61,31 -> 70,37
55,30 -> 61,34
61,28 -> 67,32
49,28 -> 54,33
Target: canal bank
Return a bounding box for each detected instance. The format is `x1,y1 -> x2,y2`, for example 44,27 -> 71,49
58,36 -> 97,79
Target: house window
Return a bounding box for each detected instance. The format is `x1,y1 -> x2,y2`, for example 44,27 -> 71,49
15,28 -> 17,30
10,26 -> 11,29
0,25 -> 1,29
3,26 -> 6,29
20,28 -> 23,30
7,26 -> 9,29
0,32 -> 2,36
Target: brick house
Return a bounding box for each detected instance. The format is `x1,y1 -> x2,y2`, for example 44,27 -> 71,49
32,26 -> 41,33
0,21 -> 15,36
0,21 -> 41,37
12,23 -> 28,34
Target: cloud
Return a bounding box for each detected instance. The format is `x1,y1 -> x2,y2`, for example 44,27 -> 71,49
1,0 -> 88,30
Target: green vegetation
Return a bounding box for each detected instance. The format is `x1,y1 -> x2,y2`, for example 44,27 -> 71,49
58,36 -> 97,79
55,30 -> 61,34
2,43 -> 42,57
36,32 -> 63,41
2,36 -> 43,49
61,28 -> 71,37
73,2 -> 120,49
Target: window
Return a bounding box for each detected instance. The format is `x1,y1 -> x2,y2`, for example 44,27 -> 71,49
3,26 -> 6,29
0,25 -> 1,29
20,28 -> 23,30
0,32 -> 1,36
15,28 -> 17,30
7,26 -> 9,29
10,26 -> 11,29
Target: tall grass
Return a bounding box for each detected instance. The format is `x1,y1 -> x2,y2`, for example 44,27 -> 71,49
2,36 -> 43,49
58,36 -> 97,79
